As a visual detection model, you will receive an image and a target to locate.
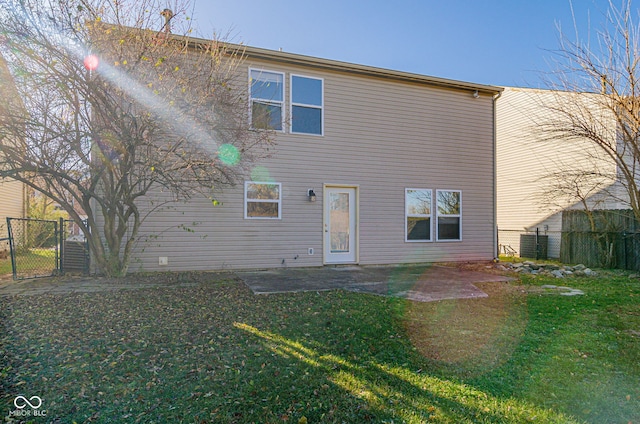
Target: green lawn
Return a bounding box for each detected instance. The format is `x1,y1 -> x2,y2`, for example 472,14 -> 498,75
0,248 -> 56,277
0,271 -> 638,423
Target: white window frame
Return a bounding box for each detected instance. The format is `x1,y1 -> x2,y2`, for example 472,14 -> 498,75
290,74 -> 324,136
436,189 -> 462,242
244,181 -> 282,220
249,68 -> 285,132
405,188 -> 432,242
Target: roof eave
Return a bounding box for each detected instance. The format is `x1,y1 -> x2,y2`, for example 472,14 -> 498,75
182,33 -> 503,95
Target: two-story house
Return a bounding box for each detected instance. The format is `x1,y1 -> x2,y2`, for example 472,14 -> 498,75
111,38 -> 503,272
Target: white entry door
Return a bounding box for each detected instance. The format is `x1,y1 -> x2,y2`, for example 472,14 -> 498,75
324,187 -> 357,264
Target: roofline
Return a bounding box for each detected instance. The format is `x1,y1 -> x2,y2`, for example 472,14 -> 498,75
183,34 -> 503,95
98,24 -> 502,94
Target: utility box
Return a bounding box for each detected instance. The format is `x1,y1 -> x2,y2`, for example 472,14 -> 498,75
63,240 -> 89,273
520,233 -> 548,259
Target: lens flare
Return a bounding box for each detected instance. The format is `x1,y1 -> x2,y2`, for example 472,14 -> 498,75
83,54 -> 99,71
217,143 -> 240,166
250,166 -> 272,182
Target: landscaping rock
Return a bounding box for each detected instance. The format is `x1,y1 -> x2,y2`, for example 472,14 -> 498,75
537,284 -> 585,296
560,288 -> 585,296
502,261 -> 601,280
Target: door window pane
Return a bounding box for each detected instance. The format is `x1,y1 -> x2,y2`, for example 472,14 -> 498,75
330,192 -> 349,252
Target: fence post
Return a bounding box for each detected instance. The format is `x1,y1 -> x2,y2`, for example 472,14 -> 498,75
59,217 -> 65,276
6,218 -> 17,280
535,227 -> 540,260
53,219 -> 59,275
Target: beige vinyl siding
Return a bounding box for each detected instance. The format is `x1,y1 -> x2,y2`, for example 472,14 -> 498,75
0,178 -> 25,237
0,56 -> 26,234
129,57 -> 497,271
496,87 -> 618,257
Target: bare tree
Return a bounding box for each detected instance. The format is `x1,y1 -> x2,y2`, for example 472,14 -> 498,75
526,1 -> 640,266
0,0 -> 273,276
539,0 -> 640,222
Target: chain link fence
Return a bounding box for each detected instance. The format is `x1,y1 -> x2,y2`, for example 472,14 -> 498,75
2,218 -> 90,279
6,218 -> 59,279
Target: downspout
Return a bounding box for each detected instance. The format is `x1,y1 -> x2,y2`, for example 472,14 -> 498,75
493,89 -> 502,261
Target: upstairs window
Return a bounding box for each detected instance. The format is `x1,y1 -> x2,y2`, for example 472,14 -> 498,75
291,75 -> 323,135
436,190 -> 461,241
250,69 -> 284,131
405,189 -> 432,242
244,182 -> 282,219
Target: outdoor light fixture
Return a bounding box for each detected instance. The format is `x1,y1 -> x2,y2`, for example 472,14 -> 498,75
473,90 -> 480,98
308,189 -> 316,202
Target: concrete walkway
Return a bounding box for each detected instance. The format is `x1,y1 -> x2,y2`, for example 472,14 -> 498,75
0,264 -> 514,302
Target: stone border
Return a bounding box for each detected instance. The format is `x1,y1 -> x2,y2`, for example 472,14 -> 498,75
499,261 -> 597,278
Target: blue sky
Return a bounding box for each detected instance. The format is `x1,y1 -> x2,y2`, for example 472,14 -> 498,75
189,0 -> 620,88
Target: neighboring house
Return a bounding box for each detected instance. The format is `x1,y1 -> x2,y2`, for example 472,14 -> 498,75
0,177 -> 25,226
496,87 -> 620,258
122,39 -> 503,272
0,54 -> 26,240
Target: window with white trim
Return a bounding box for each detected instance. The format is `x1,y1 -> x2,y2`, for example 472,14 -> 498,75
244,182 -> 281,219
405,189 -> 432,242
436,190 -> 461,241
290,75 -> 323,135
250,69 -> 284,131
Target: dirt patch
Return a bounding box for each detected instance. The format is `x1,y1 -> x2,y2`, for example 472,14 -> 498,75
402,281 -> 527,374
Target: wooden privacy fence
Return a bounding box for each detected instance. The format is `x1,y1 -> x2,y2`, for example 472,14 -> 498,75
561,209 -> 640,271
